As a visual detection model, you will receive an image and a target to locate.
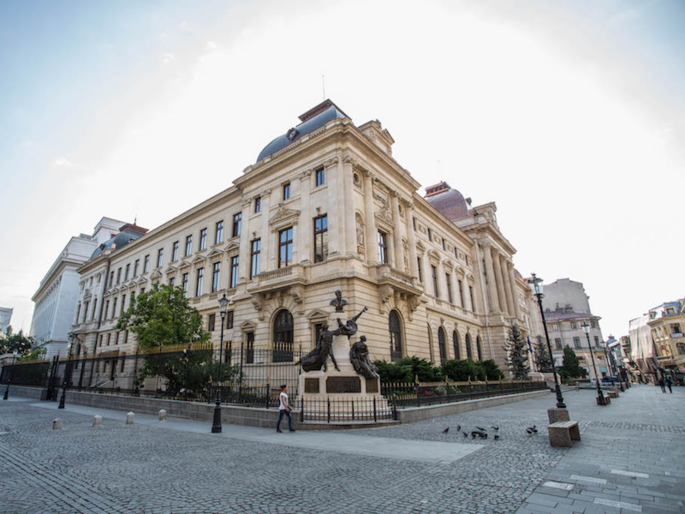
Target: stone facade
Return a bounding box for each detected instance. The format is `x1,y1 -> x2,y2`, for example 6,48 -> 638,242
70,100 -> 543,379
646,299 -> 685,378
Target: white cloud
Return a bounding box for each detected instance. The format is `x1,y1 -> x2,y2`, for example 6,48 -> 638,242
206,41 -> 217,51
52,157 -> 73,167
161,53 -> 175,65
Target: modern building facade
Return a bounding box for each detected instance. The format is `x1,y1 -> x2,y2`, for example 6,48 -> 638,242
540,278 -> 608,380
70,100 -> 544,388
0,307 -> 12,334
29,217 -> 133,358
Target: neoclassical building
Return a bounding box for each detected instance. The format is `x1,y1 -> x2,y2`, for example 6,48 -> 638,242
71,100 -> 542,379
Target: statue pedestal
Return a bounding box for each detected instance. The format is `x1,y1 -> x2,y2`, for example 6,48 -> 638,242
298,335 -> 388,422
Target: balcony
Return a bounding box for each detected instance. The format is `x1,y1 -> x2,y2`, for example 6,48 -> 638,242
248,264 -> 306,295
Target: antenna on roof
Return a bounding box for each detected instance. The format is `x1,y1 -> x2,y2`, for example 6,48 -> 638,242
322,75 -> 326,101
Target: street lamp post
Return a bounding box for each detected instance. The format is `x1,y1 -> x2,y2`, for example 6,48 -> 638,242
58,336 -> 74,409
212,294 -> 230,434
3,350 -> 19,400
529,274 -> 566,409
581,322 -> 606,406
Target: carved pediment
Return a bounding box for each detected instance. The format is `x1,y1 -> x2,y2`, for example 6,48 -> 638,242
207,248 -> 223,260
165,265 -> 177,275
178,260 -> 191,270
224,240 -> 240,253
269,203 -> 300,226
150,270 -> 163,280
307,308 -> 329,321
191,255 -> 206,265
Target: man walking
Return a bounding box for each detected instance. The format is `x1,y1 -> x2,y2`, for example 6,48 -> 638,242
658,377 -> 666,393
276,384 -> 295,433
666,376 -> 673,393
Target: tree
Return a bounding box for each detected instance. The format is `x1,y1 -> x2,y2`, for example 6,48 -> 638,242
504,323 -> 530,380
0,326 -> 35,356
117,284 -> 218,397
560,346 -> 585,379
533,335 -> 554,373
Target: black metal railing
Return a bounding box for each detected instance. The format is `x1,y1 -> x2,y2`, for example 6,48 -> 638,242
300,397 -> 394,423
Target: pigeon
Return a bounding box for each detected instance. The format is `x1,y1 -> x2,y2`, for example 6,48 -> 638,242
471,432 -> 478,439
526,428 -> 534,435
462,431 -> 469,438
443,427 -> 450,433
479,433 -> 488,439
476,426 -> 486,431
456,425 -> 461,431
494,435 -> 500,440
491,426 -> 499,431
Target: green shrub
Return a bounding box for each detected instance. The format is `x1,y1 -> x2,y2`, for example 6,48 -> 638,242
480,360 -> 505,380
375,356 -> 445,382
441,359 -> 485,381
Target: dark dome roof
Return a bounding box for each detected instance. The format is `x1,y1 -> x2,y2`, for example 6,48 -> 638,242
91,228 -> 146,258
424,182 -> 470,221
256,101 -> 347,163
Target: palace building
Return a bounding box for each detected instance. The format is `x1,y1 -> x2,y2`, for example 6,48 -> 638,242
70,100 -> 543,382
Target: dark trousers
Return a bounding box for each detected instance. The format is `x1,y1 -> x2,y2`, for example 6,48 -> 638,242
277,410 -> 293,431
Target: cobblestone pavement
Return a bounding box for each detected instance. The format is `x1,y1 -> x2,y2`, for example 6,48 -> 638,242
0,385 -> 683,513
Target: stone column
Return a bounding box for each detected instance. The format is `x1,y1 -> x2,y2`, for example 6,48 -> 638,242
261,189 -> 272,271
493,250 -> 509,314
238,198 -> 251,282
405,201 -> 419,279
326,157 -> 341,256
362,171 -> 379,263
390,192 -> 403,270
508,262 -> 522,320
298,171 -> 311,263
342,157 -> 356,256
502,256 -> 516,317
466,278 -> 475,312
482,243 -> 500,314
436,259 -> 446,301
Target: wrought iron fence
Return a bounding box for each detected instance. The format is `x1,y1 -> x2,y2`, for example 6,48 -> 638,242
381,379 -> 547,409
1,343 -> 303,406
300,397 -> 394,423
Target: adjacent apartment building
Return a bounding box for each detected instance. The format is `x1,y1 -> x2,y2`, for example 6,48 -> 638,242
69,100 -> 544,389
29,217 -> 138,358
0,307 -> 12,334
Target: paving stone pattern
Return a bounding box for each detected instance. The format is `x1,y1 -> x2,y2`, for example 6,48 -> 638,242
0,385 -> 682,513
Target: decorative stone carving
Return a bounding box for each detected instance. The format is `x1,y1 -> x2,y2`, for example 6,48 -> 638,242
270,204 -> 301,226
403,240 -> 409,273
355,213 -> 365,252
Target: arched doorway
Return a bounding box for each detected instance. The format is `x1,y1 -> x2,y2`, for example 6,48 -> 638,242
453,331 -> 460,360
476,335 -> 483,361
389,310 -> 403,362
438,327 -> 447,364
273,309 -> 294,362
465,333 -> 472,360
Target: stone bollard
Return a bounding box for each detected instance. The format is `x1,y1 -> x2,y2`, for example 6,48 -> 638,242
92,415 -> 103,428
53,418 -> 63,430
126,412 -> 135,425
158,409 -> 167,422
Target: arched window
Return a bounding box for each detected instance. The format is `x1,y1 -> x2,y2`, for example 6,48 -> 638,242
389,310 -> 402,362
465,333 -> 472,360
273,309 -> 294,362
438,327 -> 447,364
476,335 -> 483,361
453,331 -> 460,360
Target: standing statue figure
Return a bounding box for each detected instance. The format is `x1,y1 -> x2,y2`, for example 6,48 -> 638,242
350,336 -> 379,379
297,306 -> 368,373
329,290 -> 349,312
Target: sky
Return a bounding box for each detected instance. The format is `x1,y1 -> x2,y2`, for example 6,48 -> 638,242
1,0 -> 683,339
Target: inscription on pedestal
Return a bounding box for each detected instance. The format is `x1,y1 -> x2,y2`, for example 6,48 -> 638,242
326,376 -> 361,394
304,378 -> 320,394
366,378 -> 379,394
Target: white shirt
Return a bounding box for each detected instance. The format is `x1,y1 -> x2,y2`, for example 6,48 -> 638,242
279,392 -> 288,411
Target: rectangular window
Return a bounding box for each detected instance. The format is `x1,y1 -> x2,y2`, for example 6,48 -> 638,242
250,239 -> 261,279
169,277 -> 175,287
196,268 -> 204,296
105,300 -> 110,320
226,310 -> 234,329
144,255 -> 150,273
92,298 -> 97,322
573,336 -> 581,349
594,336 -> 600,347
570,321 -> 577,329
185,235 -> 193,256
551,323 -> 559,331
134,259 -> 139,277
230,256 -> 239,288
412,217 -> 417,231
172,241 -> 179,262
157,248 -> 164,268
246,332 -> 255,364
112,298 -> 117,319
278,227 -> 294,268
212,262 -> 221,292
283,182 -> 291,201
117,268 -> 122,284
199,229 -> 207,251
378,231 -> 388,264
315,167 -> 325,187
125,264 -> 130,281
76,303 -> 81,324
115,332 -> 119,345
555,338 -> 562,350
107,333 -> 111,346
446,274 -> 453,304
109,271 -> 114,287
590,320 -> 596,328
431,265 -> 439,298
442,239 -> 446,251
215,221 -> 224,244
120,295 -> 126,316
468,286 -> 475,311
254,196 -> 261,213
465,256 -> 470,267
458,280 -> 465,307
417,257 -> 423,282
130,292 -> 135,306
182,273 -> 189,297
454,248 -> 458,259
313,215 -> 328,263
208,314 -> 216,332
427,228 -> 432,241
232,213 -> 241,238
